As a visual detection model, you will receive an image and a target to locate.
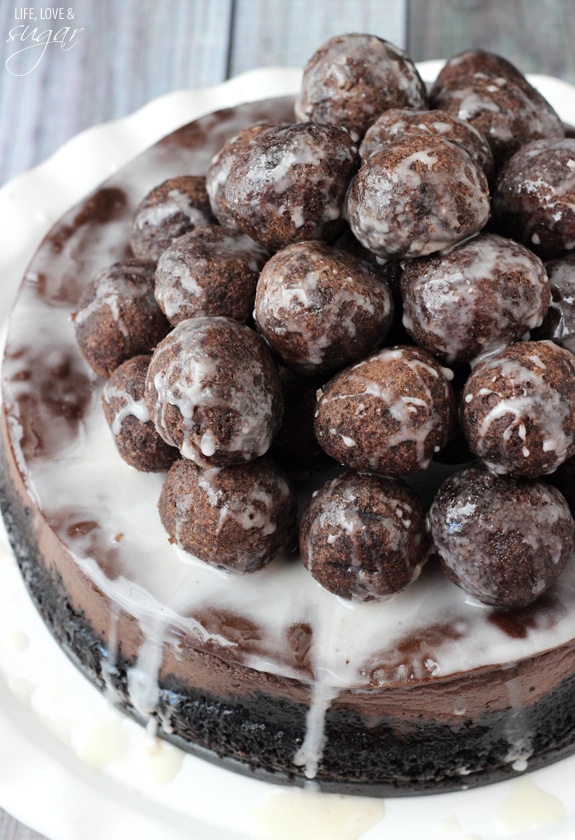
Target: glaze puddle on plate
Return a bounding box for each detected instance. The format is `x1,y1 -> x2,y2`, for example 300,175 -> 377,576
249,787 -> 386,840
493,777 -> 566,835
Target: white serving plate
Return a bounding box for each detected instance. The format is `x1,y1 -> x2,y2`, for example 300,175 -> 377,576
2,64 -> 575,840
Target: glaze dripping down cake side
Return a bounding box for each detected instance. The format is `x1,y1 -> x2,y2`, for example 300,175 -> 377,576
4,36 -> 575,798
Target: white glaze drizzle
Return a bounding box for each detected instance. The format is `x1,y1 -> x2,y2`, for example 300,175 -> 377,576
134,188 -> 210,232
102,382 -> 150,434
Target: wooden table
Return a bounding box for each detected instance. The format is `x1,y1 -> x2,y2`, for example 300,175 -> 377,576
1,0 -> 574,836
2,0 -> 575,188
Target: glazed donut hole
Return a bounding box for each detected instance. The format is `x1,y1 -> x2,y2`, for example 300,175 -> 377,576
253,241 -> 393,377
299,471 -> 431,602
206,123 -> 276,229
144,316 -> 283,469
314,345 -> 457,476
430,49 -> 564,171
359,108 -> 494,183
154,224 -> 268,326
223,121 -> 359,251
535,253 -> 575,354
74,259 -> 171,379
429,49 -> 533,101
346,133 -> 490,260
295,33 -> 428,141
400,233 -> 550,364
158,457 -> 297,574
129,175 -> 215,263
493,138 -> 575,261
102,355 -> 178,472
462,340 -> 575,478
429,464 -> 575,609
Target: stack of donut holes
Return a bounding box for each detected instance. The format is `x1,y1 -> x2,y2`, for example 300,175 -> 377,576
74,34 -> 575,611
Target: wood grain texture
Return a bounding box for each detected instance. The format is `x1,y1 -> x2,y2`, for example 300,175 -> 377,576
0,0 -> 234,185
228,0 -> 406,74
0,812 -> 45,840
408,0 -> 575,81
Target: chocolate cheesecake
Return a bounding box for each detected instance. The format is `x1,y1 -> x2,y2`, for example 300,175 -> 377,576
3,44 -> 575,798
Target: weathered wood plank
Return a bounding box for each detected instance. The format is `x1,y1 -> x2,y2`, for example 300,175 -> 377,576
228,0 -> 407,75
0,811 -> 46,840
0,0 -> 234,185
407,0 -> 575,82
